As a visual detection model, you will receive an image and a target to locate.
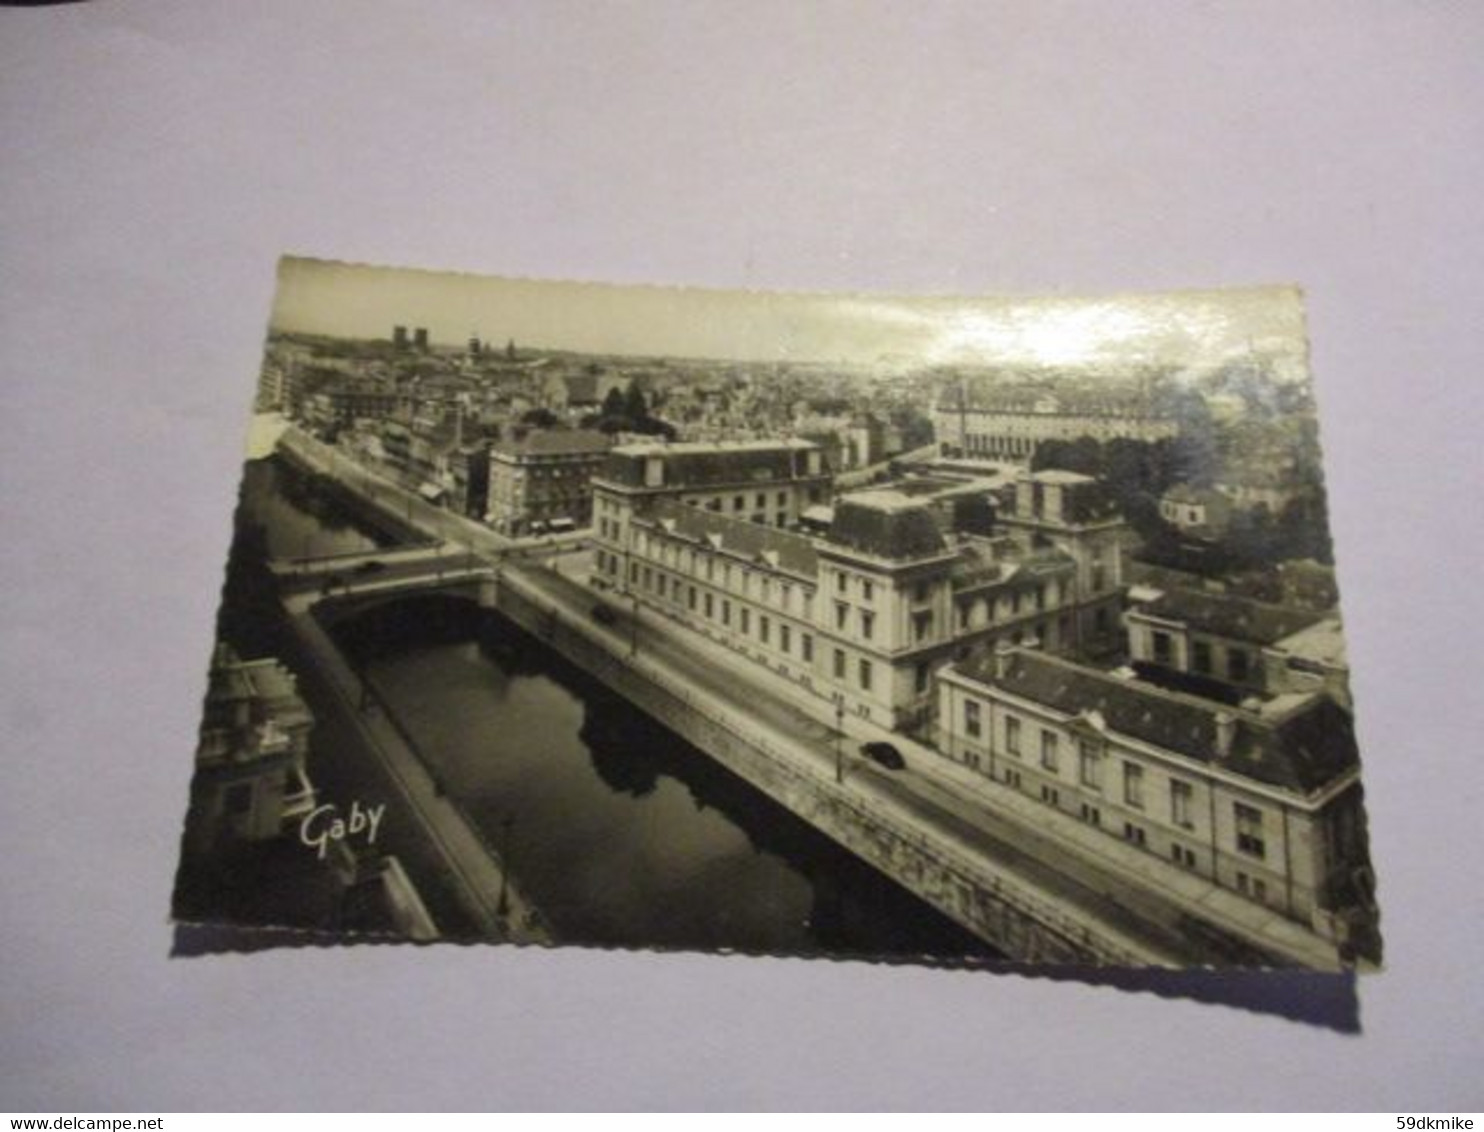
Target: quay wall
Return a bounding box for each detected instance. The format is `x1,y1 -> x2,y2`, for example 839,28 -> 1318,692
493,576 -> 1155,966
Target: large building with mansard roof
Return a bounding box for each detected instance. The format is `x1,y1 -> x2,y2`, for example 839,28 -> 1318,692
591,441 -> 1133,731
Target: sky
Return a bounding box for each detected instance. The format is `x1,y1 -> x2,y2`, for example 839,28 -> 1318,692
271,256 -> 1309,377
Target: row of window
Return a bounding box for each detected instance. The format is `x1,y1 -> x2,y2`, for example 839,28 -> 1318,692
624,533 -> 815,616
831,570 -> 934,605
829,602 -> 936,643
955,583 -> 1059,630
998,759 -> 1271,900
965,708 -> 1268,860
1150,630 -> 1252,683
611,553 -> 889,697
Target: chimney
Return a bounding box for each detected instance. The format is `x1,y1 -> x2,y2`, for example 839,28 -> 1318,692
1214,711 -> 1236,758
994,639 -> 1016,681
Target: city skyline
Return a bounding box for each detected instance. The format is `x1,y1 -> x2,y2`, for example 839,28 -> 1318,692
271,257 -> 1309,378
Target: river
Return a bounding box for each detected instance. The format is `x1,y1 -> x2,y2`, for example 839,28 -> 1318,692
238,455 -> 998,960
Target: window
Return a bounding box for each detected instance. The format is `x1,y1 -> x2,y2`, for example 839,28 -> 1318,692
780,624 -> 791,653
1079,742 -> 1102,790
777,491 -> 787,506
1171,843 -> 1196,869
965,700 -> 982,738
1229,648 -> 1250,683
704,593 -> 713,618
915,662 -> 930,695
801,634 -> 813,663
1040,731 -> 1059,772
836,570 -> 848,593
1123,822 -> 1146,846
1123,763 -> 1144,809
1171,780 -> 1194,828
721,600 -> 731,626
1006,715 -> 1022,756
1238,874 -> 1267,902
836,603 -> 849,631
1193,640 -> 1212,675
1041,785 -> 1060,806
859,659 -> 872,690
1080,803 -> 1101,826
688,586 -> 697,611
756,492 -> 766,508
759,616 -> 771,645
740,608 -> 751,633
1152,630 -> 1173,665
734,496 -> 745,511
1234,802 -> 1266,859
913,611 -> 933,641
861,580 -> 873,602
833,649 -> 846,679
861,611 -> 875,640
913,582 -> 930,602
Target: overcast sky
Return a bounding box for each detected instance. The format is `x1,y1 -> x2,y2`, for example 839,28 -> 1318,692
271,256 -> 1308,377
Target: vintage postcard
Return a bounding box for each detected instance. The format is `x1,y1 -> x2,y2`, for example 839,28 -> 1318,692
172,259 -> 1380,970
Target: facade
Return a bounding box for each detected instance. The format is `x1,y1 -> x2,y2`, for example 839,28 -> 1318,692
301,384 -> 407,435
936,646 -> 1375,950
592,439 -> 832,542
183,644 -> 316,856
994,470 -> 1131,654
1125,586 -> 1332,701
592,451 -> 1131,731
486,428 -> 613,536
1159,483 -> 1233,535
932,392 -> 1179,462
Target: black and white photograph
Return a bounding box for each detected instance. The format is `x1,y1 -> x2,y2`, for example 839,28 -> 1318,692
172,259 -> 1380,971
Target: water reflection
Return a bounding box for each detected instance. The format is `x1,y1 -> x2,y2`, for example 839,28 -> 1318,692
333,598 -> 998,960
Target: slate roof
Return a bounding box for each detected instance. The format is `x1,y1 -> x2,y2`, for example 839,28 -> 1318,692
1132,588 -> 1324,646
956,650 -> 1358,795
640,498 -> 819,579
492,429 -> 613,458
951,547 -> 1076,597
599,440 -> 824,490
1163,482 -> 1228,507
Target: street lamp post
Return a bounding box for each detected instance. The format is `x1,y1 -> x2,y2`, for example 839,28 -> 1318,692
834,693 -> 846,785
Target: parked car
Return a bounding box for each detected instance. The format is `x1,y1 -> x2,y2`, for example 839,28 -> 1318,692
591,603 -> 619,626
860,741 -> 906,771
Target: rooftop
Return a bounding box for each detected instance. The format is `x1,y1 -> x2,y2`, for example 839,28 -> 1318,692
824,496 -> 949,561
1272,615 -> 1348,669
1132,587 -> 1325,646
599,439 -> 826,491
641,498 -> 819,578
955,649 -> 1358,795
492,428 -> 613,457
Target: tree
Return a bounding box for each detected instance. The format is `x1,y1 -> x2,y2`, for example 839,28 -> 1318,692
601,386 -> 627,419
623,383 -> 648,422
520,407 -> 559,428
